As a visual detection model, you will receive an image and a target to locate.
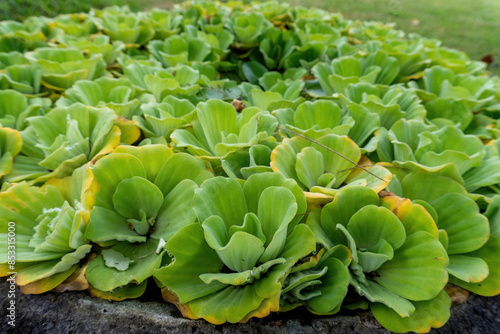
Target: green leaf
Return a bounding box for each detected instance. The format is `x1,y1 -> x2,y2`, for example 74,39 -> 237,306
371,290 -> 451,333
86,240 -> 163,291
86,206 -> 146,243
485,196 -> 500,239
193,177 -> 248,229
197,99 -> 236,153
447,255 -> 489,283
184,284 -> 276,324
376,231 -> 449,301
400,170 -> 467,204
154,152 -> 213,195
294,100 -> 342,131
243,172 -> 307,230
295,147 -> 324,190
151,179 -> 198,241
431,193 -> 489,254
112,176 -> 164,223
347,104 -> 380,147
449,235 -> 500,296
258,186 -> 297,263
89,281 -> 147,301
242,61 -> 268,85
379,195 -> 439,238
88,153 -> 146,211
350,277 -> 415,318
306,257 -> 350,314
15,244 -> 91,285
199,258 -> 285,285
153,223 -> 225,303
202,215 -> 265,272
347,205 -> 406,251
113,145 -> 174,183
321,186 -> 380,244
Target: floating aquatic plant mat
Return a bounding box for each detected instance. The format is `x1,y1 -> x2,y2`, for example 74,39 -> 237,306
1,1 -> 499,333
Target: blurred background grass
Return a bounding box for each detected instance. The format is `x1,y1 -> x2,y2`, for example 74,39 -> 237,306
2,0 -> 499,74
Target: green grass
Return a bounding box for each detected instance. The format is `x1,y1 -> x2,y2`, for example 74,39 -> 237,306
143,0 -> 500,75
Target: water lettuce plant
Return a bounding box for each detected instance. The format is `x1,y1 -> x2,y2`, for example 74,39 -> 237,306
270,133 -> 391,202
0,89 -> 47,130
273,99 -> 382,150
375,119 -> 484,176
56,77 -> 146,119
48,13 -> 98,38
154,173 -> 313,323
229,12 -> 270,47
25,47 -> 106,91
308,186 -> 450,332
148,35 -> 212,68
170,99 -> 278,168
6,104 -> 134,184
134,96 -> 196,140
84,144 -> 213,299
56,35 -> 124,66
99,12 -> 155,45
0,167 -> 92,294
1,1 -> 499,332
0,63 -> 42,95
312,51 -> 401,96
387,169 -> 500,297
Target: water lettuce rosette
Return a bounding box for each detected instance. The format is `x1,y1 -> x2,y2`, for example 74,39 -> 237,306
0,20 -> 47,52
100,12 -> 155,46
279,240 -> 351,315
25,47 -> 106,91
0,89 -> 46,130
147,8 -> 182,40
333,83 -> 427,129
258,27 -> 297,70
56,35 -> 124,66
0,63 -> 42,95
312,51 -> 401,96
8,103 -> 134,184
461,137 -> 500,196
295,17 -> 341,47
134,96 -> 196,141
274,99 -> 381,151
375,119 -> 484,176
0,166 -> 92,294
240,70 -> 305,111
171,99 -> 278,169
48,13 -> 98,38
143,65 -> 203,101
0,50 -> 26,69
270,132 -> 391,205
84,145 -> 213,300
308,186 -> 450,332
409,66 -> 500,127
388,169 -> 499,297
221,143 -> 275,179
154,172 -> 314,324
229,11 -> 270,47
148,34 -> 212,68
56,77 -> 147,119
1,1 -> 500,331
